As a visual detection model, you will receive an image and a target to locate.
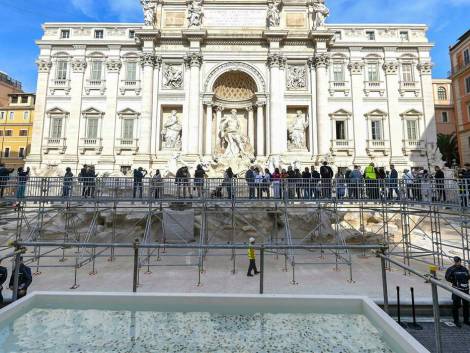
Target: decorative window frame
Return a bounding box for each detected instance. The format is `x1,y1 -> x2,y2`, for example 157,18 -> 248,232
363,55 -> 385,97
329,109 -> 353,156
43,107 -> 69,154
120,53 -> 142,95
115,108 -> 140,155
364,109 -> 390,156
329,55 -> 349,96
50,53 -> 72,95
398,55 -> 420,97
79,107 -> 104,154
85,52 -> 107,95
400,109 -> 425,155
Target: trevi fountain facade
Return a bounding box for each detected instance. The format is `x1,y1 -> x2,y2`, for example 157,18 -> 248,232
27,0 -> 441,176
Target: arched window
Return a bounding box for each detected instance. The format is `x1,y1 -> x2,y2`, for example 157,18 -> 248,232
437,86 -> 447,100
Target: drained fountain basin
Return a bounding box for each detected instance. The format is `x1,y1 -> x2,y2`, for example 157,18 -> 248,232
0,292 -> 428,353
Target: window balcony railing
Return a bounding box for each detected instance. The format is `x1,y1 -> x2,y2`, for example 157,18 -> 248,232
79,137 -> 103,154
119,80 -> 141,95
330,139 -> 354,156
85,79 -> 106,95
363,81 -> 385,97
43,137 -> 67,154
115,138 -> 139,155
366,139 -> 390,156
402,139 -> 426,156
399,81 -> 420,97
451,61 -> 470,77
328,81 -> 350,96
49,79 -> 71,95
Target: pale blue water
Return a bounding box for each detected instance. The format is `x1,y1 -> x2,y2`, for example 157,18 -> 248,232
0,309 -> 395,353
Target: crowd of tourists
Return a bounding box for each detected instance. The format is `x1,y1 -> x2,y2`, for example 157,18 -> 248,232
1,162 -> 470,205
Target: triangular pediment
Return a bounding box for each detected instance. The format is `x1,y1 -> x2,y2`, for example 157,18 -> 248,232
400,109 -> 422,116
365,109 -> 388,117
82,107 -> 103,115
46,107 -> 68,115
118,108 -> 139,115
330,109 -> 352,117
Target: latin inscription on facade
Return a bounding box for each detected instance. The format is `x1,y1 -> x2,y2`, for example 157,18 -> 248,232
204,9 -> 266,27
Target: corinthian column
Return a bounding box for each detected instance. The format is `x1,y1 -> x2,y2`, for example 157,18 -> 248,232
184,52 -> 203,156
314,52 -> 330,159
268,53 -> 287,155
138,52 -> 155,159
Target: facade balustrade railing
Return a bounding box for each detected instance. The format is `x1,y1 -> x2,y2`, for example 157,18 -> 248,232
0,176 -> 469,209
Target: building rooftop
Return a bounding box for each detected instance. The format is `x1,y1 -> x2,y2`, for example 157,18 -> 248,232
0,71 -> 22,90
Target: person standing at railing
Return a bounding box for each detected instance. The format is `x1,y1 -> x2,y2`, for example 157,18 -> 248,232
0,163 -> 14,198
302,167 -> 312,199
254,168 -> 263,199
263,168 -> 272,199
420,170 -> 432,202
245,166 -> 255,199
403,169 -> 414,200
151,170 -> 163,199
311,166 -> 321,199
15,167 -> 30,201
133,167 -> 147,199
247,237 -> 259,277
194,165 -> 206,198
320,161 -> 333,199
88,166 -> 97,198
349,166 -> 362,200
78,165 -> 88,197
335,170 -> 346,199
62,167 -> 74,197
272,168 -> 281,199
286,166 -> 295,199
445,256 -> 470,328
377,167 -> 386,199
388,165 -> 399,200
223,167 -> 235,199
364,163 -> 377,200
434,166 -> 446,202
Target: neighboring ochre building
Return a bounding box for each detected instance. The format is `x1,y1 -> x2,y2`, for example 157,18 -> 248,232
450,29 -> 470,165
0,71 -> 22,107
432,79 -> 455,136
27,0 -> 441,176
0,93 -> 35,169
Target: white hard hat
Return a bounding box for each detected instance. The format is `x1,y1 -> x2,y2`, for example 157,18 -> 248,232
249,237 -> 255,243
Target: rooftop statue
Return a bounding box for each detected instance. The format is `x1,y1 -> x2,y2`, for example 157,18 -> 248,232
310,0 -> 329,30
141,0 -> 157,27
187,0 -> 203,28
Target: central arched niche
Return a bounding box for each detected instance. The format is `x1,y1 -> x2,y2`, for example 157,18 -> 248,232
213,71 -> 257,102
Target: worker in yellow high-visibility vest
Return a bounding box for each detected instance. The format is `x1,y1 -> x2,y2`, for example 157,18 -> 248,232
247,237 -> 259,277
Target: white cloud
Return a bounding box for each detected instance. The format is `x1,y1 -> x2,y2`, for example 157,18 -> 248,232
71,0 -> 99,19
71,0 -> 141,21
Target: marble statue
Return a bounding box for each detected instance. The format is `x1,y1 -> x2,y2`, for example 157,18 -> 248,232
267,0 -> 281,28
219,109 -> 251,158
163,65 -> 183,89
310,0 -> 329,30
141,0 -> 156,27
161,110 -> 182,149
288,110 -> 309,149
187,0 -> 203,27
287,66 -> 307,90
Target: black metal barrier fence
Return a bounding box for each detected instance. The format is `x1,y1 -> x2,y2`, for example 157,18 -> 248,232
1,177 -> 469,208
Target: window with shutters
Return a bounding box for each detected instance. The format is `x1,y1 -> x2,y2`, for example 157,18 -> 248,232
126,62 -> 137,81
50,118 -> 63,138
441,112 -> 449,123
90,61 -> 102,81
437,86 -> 447,100
333,63 -> 344,82
406,120 -> 418,140
367,63 -> 379,82
3,148 -> 10,158
335,120 -> 346,140
371,120 -> 382,140
86,118 -> 99,139
122,119 -> 134,140
56,60 -> 68,80
402,63 -> 414,82
19,147 -> 25,158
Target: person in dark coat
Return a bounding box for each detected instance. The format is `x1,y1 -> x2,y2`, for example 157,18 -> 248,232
445,256 -> 470,327
320,161 -> 334,199
133,167 -> 147,198
78,165 -> 88,197
302,167 -> 312,199
245,166 -> 255,199
0,163 -> 14,198
62,167 -> 74,197
311,166 -> 321,199
434,166 -> 446,202
9,257 -> 32,300
194,165 -> 206,198
0,261 -> 7,305
388,165 -> 399,200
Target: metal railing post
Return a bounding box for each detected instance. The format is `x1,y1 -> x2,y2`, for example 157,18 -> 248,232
429,265 -> 443,353
11,249 -> 22,302
380,252 -> 389,314
132,238 -> 140,293
259,245 -> 264,294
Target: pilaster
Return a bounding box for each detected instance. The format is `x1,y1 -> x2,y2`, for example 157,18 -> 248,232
348,58 -> 367,164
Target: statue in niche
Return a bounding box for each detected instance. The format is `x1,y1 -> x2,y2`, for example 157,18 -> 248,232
267,0 -> 281,28
219,109 -> 252,159
163,65 -> 183,89
310,0 -> 329,30
187,0 -> 203,27
288,110 -> 309,150
287,66 -> 307,90
161,110 -> 182,149
141,0 -> 157,27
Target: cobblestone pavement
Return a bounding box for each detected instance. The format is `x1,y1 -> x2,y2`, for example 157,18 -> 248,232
407,321 -> 470,353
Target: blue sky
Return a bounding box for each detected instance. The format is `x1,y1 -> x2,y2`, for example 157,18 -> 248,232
0,0 -> 469,92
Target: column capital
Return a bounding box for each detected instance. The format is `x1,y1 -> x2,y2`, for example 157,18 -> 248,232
36,59 -> 52,73
154,55 -> 162,69
106,59 -> 122,72
417,62 -> 433,75
312,53 -> 330,69
267,53 -> 286,69
348,60 -> 364,75
383,61 -> 399,75
256,100 -> 266,107
140,52 -> 156,67
71,58 -> 87,73
203,100 -> 213,106
216,105 -> 224,112
246,105 -> 253,112
184,52 -> 203,68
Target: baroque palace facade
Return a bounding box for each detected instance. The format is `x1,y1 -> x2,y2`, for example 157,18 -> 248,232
28,0 -> 440,176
